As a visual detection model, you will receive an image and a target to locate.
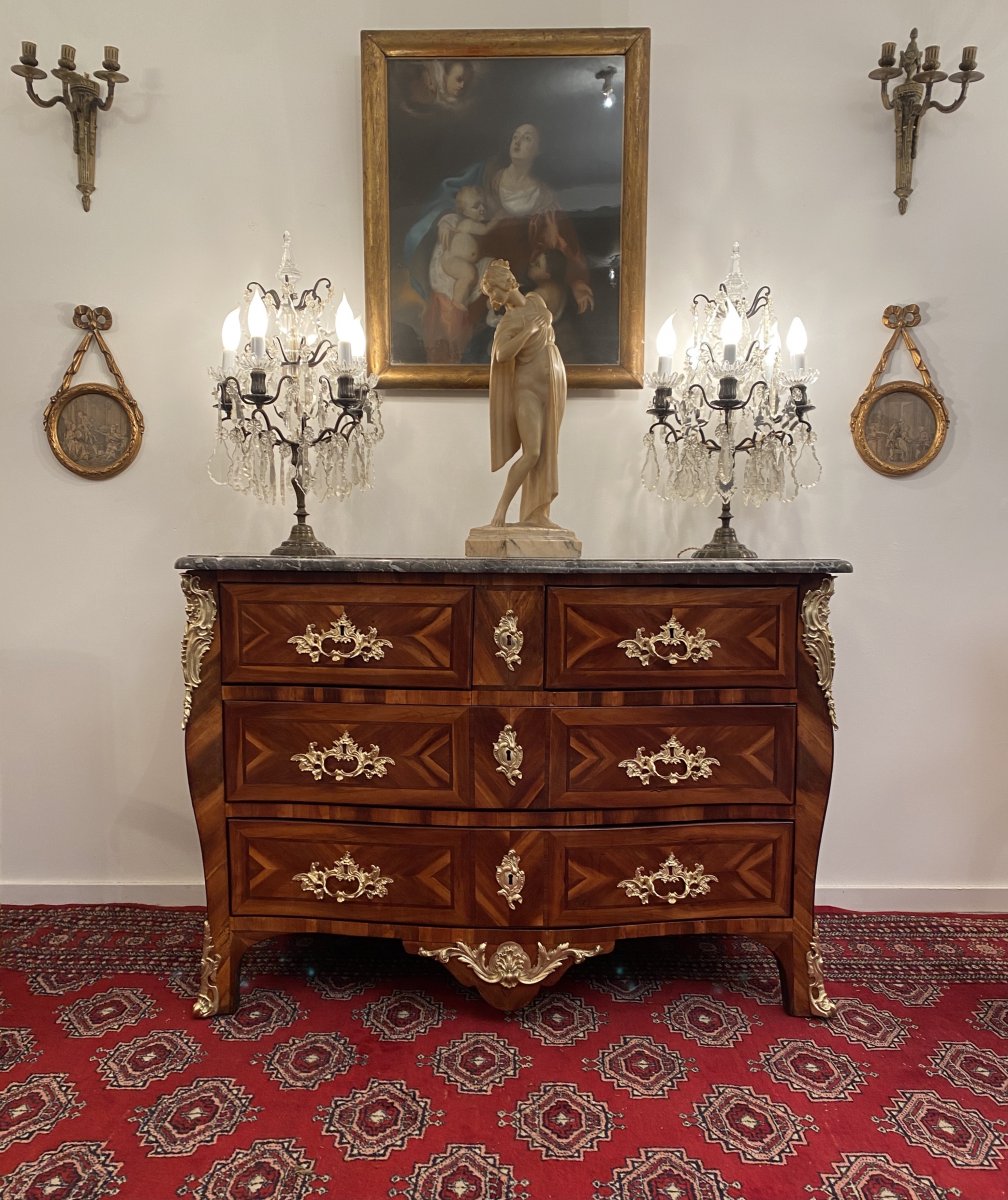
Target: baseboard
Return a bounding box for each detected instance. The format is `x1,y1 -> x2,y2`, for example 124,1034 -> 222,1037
0,882 -> 207,906
815,886 -> 1008,913
0,881 -> 1004,913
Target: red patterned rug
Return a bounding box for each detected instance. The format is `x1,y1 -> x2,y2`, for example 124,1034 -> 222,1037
1,906 -> 1006,1199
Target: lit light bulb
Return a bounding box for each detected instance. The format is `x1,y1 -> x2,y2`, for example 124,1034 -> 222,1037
350,315 -> 366,360
603,91 -> 614,108
721,301 -> 742,365
220,307 -> 240,373
655,314 -> 676,378
335,293 -> 355,365
247,292 -> 268,359
786,317 -> 807,370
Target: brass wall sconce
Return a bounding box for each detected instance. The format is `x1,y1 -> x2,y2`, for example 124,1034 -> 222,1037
11,41 -> 128,212
869,28 -> 983,214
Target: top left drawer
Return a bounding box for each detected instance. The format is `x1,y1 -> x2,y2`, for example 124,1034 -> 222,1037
219,583 -> 473,687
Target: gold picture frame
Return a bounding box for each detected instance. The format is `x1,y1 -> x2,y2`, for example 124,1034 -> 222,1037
44,306 -> 144,480
850,305 -> 948,477
361,28 -> 650,390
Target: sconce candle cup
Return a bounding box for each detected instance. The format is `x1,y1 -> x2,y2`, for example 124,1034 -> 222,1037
641,244 -> 821,560
208,232 -> 383,557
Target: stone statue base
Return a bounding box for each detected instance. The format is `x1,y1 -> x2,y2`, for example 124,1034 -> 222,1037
465,524 -> 582,560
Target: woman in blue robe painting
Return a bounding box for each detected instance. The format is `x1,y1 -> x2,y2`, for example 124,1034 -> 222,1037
405,122 -> 594,365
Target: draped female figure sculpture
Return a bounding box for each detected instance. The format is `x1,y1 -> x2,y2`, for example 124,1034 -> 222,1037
465,259 -> 581,558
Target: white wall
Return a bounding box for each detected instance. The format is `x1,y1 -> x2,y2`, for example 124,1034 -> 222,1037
1,0 -> 1005,909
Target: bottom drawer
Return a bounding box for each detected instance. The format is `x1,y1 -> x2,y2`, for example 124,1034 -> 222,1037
545,822 -> 792,925
229,820 -> 469,923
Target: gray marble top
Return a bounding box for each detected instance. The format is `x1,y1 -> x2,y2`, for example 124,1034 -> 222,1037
175,555 -> 852,575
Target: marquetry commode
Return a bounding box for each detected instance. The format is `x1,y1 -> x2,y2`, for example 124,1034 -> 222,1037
177,556 -> 851,1017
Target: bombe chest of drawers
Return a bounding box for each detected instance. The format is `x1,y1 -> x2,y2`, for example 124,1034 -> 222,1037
177,556 -> 851,1017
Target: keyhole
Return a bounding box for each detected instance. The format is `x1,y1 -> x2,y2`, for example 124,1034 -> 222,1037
506,872 -> 515,886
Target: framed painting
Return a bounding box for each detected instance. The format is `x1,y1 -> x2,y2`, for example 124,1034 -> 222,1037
850,379 -> 949,477
850,304 -> 949,477
43,305 -> 144,480
361,28 -> 650,389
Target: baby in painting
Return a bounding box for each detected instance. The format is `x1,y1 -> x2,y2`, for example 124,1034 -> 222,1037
432,186 -> 499,308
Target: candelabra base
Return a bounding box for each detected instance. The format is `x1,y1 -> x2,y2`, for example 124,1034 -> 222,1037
692,524 -> 758,560
270,521 -> 335,557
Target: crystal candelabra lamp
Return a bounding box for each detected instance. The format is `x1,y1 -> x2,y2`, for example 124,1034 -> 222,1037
641,243 -> 821,559
208,232 -> 383,556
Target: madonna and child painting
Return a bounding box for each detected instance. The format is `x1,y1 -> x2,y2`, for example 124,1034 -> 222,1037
382,50 -> 635,382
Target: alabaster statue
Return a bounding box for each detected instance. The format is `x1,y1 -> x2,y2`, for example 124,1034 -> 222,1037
465,259 -> 581,558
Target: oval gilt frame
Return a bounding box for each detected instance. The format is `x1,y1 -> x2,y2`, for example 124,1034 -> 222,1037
44,380 -> 143,480
849,378 -> 948,478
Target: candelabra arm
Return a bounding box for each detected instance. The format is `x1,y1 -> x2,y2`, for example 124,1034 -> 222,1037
20,78 -> 65,109
744,380 -> 769,405
248,282 -> 281,308
746,286 -> 771,320
95,81 -> 121,113
924,81 -> 970,116
308,338 -> 335,368
219,374 -> 299,447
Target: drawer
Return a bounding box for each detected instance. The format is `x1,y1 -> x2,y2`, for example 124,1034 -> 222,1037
225,702 -> 471,807
220,583 -> 472,687
546,586 -> 796,688
229,819 -> 470,922
545,822 -> 792,925
549,706 -> 794,809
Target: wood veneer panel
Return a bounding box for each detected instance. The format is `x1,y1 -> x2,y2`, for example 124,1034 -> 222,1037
473,587 -> 544,688
220,583 -> 472,687
545,821 -> 793,924
225,701 -> 471,807
549,705 -> 795,809
547,585 -> 796,689
229,819 -> 471,923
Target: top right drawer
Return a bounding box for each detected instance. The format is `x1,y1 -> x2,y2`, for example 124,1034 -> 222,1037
546,586 -> 796,689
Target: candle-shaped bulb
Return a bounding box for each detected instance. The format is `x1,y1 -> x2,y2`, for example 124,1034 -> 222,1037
350,315 -> 367,360
786,317 -> 807,371
721,301 -> 742,365
655,313 -> 676,378
335,293 -> 355,366
247,291 -> 268,359
220,307 -> 241,373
